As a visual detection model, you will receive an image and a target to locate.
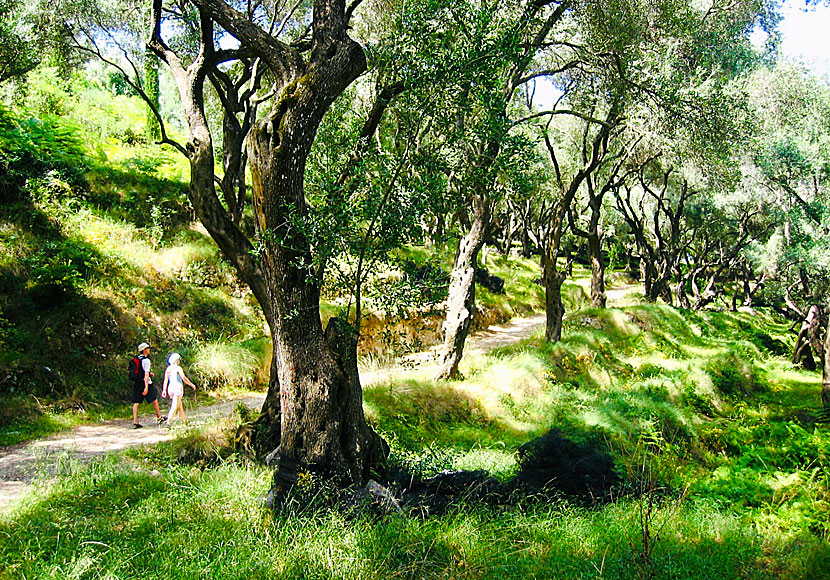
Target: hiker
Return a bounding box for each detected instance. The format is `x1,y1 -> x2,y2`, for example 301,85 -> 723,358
161,352 -> 197,425
131,342 -> 164,428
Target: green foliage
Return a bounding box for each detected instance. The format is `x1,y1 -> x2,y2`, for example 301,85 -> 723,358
24,237 -> 99,303
0,105 -> 88,198
0,0 -> 38,84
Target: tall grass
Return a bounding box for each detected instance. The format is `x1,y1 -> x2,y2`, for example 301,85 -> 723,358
1,452 -> 824,579
2,302 -> 830,578
190,339 -> 271,391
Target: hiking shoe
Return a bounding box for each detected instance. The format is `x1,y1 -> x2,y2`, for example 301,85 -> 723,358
157,417 -> 166,425
133,423 -> 144,429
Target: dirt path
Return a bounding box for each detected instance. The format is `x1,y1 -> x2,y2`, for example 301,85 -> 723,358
0,281 -> 642,512
0,396 -> 266,510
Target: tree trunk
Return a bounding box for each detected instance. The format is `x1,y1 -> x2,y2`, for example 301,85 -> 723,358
587,232 -> 606,308
220,108 -> 248,224
434,193 -> 489,380
146,0 -> 390,501
823,313 -> 830,408
674,272 -> 690,309
247,102 -> 386,494
542,251 -> 566,341
642,258 -> 662,302
144,48 -> 161,142
793,305 -> 820,371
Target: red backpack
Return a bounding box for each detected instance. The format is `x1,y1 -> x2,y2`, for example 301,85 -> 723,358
128,355 -> 146,382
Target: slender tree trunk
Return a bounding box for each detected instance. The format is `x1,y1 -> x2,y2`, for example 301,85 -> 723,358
144,48 -> 161,141
220,110 -> 248,224
674,271 -> 690,309
435,193 -> 489,380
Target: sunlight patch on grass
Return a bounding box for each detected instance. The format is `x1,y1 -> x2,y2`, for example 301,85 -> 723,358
452,445 -> 517,478
69,209 -> 151,269
152,242 -> 216,275
192,341 -> 267,390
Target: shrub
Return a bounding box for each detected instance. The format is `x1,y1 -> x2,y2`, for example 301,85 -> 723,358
705,350 -> 766,397
0,106 -> 88,200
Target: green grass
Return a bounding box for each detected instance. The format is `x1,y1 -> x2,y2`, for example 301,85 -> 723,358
0,407 -> 81,447
2,300 -> 830,578
1,453 -> 826,579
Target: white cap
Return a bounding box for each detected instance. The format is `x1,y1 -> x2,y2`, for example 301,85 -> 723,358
138,342 -> 151,352
168,352 -> 181,364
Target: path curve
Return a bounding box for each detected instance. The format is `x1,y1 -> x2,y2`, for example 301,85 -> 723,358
0,281 -> 641,511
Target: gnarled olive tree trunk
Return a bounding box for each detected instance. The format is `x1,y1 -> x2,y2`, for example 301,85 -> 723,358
541,251 -> 566,341
434,193 -> 489,380
248,106 -> 386,486
150,0 -> 387,496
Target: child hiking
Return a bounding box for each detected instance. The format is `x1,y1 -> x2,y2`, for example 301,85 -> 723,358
162,352 -> 197,425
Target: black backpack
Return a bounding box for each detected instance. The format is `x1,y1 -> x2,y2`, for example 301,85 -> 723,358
128,355 -> 146,382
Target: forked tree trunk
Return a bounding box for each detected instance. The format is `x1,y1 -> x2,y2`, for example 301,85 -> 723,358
246,83 -> 386,492
793,305 -> 820,371
150,0 -> 388,497
674,275 -> 690,309
434,193 -> 489,380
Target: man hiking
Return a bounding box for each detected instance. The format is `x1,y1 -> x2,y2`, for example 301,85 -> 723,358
130,342 -> 165,428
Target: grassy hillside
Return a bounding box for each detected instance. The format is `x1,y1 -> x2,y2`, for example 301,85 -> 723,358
0,104 -> 270,443
2,298 -> 828,579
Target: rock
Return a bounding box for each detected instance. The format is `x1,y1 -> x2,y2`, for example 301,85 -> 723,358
335,480 -> 403,517
264,446 -> 281,467
365,479 -> 403,514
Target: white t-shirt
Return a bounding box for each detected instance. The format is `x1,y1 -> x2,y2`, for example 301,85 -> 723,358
141,357 -> 152,383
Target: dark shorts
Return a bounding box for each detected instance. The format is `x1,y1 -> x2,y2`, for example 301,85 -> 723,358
132,382 -> 158,404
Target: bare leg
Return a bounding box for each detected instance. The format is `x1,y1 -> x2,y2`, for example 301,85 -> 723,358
132,403 -> 139,424
178,397 -> 186,424
167,395 -> 180,423
152,399 -> 161,419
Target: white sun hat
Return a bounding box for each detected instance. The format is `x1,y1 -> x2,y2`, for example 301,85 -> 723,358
137,342 -> 151,352
167,352 -> 181,365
